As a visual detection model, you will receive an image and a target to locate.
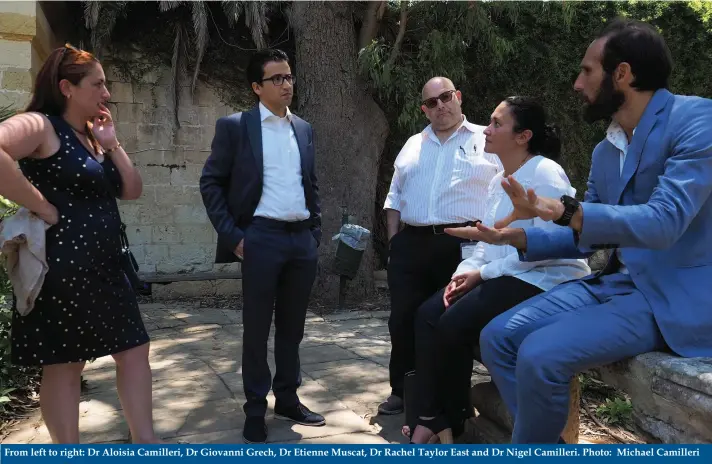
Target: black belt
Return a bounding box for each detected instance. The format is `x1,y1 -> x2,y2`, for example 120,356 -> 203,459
252,216 -> 312,232
405,220 -> 480,235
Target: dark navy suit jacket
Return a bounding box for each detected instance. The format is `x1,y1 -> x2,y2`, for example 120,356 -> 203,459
200,105 -> 321,263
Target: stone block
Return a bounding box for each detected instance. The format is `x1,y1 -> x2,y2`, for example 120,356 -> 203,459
114,122 -> 138,151
591,352 -> 712,443
173,204 -> 208,224
144,244 -> 169,265
1,69 -> 32,91
118,204 -> 141,225
138,123 -> 173,149
170,164 -> 202,186
175,126 -> 204,148
115,102 -> 144,123
152,225 -> 180,244
197,106 -> 224,126
140,165 -> 171,186
163,149 -> 185,166
0,9 -> 36,36
132,150 -> 164,166
155,262 -> 213,274
212,262 -> 240,273
155,185 -> 193,205
183,150 -> 210,164
179,224 -> 216,243
177,106 -> 199,125
193,83 -> 223,106
167,244 -> 212,267
128,245 -> 145,264
124,225 -> 151,245
138,204 -> 173,224
0,89 -> 31,110
0,40 -> 31,68
108,81 -> 133,103
142,105 -> 172,124
134,83 -> 170,107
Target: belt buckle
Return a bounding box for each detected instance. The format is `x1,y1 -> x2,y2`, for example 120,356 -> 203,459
432,225 -> 443,235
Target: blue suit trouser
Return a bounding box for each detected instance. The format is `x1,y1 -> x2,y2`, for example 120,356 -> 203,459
479,272 -> 666,443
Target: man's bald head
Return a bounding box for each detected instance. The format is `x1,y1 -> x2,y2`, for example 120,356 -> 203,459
422,77 -> 456,100
420,76 -> 463,133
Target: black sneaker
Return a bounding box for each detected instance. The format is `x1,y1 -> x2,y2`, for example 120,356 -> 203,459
243,416 -> 268,444
274,403 -> 326,426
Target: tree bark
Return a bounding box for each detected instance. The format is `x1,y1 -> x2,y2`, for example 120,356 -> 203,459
292,1 -> 389,306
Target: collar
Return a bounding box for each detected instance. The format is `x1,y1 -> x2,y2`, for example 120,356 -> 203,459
606,121 -> 636,155
424,115 -> 478,140
259,102 -> 292,122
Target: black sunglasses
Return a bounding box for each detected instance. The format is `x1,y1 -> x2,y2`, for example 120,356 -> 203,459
422,89 -> 457,109
260,73 -> 295,86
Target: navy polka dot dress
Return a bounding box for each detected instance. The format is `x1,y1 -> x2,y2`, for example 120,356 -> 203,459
10,115 -> 149,366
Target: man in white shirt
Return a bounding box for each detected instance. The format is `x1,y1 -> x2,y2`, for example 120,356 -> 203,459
200,49 -> 324,444
379,77 -> 502,415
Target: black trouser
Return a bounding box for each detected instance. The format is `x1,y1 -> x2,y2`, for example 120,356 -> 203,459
241,217 -> 318,417
386,226 -> 467,398
414,276 -> 543,429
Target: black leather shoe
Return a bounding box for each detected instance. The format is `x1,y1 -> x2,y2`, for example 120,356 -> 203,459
243,417 -> 267,444
274,403 -> 326,426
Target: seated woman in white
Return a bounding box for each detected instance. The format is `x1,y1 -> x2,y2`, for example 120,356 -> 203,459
404,96 -> 591,444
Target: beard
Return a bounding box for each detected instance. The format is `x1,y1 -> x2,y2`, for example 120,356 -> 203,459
582,73 -> 625,124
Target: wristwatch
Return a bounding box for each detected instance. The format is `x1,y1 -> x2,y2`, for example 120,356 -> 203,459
553,195 -> 580,226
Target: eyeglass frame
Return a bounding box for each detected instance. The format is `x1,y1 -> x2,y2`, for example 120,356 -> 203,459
422,89 -> 457,109
260,73 -> 296,86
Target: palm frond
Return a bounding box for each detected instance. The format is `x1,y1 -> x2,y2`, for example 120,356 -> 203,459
221,0 -> 244,27
189,1 -> 209,93
170,22 -> 189,128
159,1 -> 182,13
245,1 -> 269,48
83,0 -> 101,29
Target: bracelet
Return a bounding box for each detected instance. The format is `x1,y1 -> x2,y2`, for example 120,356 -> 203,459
104,142 -> 121,155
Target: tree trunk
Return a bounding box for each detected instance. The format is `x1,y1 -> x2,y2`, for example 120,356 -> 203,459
291,1 -> 389,307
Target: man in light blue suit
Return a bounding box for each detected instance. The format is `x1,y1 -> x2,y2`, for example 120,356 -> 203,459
445,18 -> 712,444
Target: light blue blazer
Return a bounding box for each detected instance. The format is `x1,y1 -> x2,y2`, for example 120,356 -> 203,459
522,89 -> 712,358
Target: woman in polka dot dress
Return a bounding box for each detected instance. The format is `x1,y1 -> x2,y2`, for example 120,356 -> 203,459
0,45 -> 161,444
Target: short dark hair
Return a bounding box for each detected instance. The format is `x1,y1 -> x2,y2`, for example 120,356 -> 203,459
504,96 -> 561,161
246,49 -> 289,86
597,18 -> 672,91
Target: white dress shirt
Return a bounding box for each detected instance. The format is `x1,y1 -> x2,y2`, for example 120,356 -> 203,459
253,102 -> 310,222
455,156 -> 591,290
384,116 -> 502,226
605,121 -> 634,274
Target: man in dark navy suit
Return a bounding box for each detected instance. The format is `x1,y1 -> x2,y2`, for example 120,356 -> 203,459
200,49 -> 324,444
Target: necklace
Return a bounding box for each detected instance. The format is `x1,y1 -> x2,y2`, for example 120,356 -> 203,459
505,154 -> 531,177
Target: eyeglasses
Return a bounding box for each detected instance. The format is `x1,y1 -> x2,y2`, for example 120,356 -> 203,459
260,74 -> 296,86
422,89 -> 457,109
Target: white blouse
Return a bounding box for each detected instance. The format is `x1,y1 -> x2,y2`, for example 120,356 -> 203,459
454,155 -> 591,291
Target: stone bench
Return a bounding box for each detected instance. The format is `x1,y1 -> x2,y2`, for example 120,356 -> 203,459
467,349 -> 712,444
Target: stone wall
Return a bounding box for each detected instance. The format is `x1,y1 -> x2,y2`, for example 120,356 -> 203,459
102,54 -> 252,296
0,1 -> 57,109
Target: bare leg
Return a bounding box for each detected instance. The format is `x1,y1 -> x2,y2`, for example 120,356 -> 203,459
112,343 -> 162,444
40,362 -> 86,443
